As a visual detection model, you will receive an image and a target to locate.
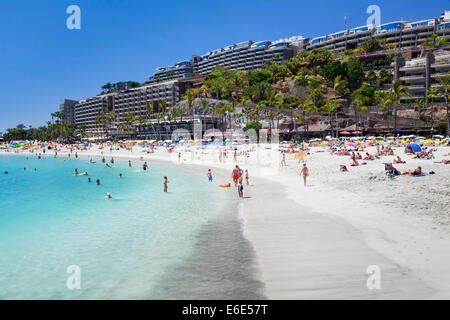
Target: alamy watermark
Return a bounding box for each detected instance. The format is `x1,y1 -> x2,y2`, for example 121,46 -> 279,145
66,265 -> 81,290
366,265 -> 381,290
66,5 -> 81,30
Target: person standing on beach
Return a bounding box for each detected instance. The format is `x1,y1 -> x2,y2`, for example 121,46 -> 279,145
300,163 -> 309,187
128,160 -> 132,167
163,176 -> 169,192
232,165 -> 242,186
245,169 -> 249,185
281,152 -> 286,166
237,177 -> 244,198
207,169 -> 213,182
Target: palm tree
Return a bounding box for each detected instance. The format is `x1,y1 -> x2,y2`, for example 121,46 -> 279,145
392,80 -> 409,135
436,73 -> 450,135
375,90 -> 395,131
200,97 -> 210,132
427,87 -> 441,127
297,97 -> 316,137
322,100 -> 340,136
333,75 -> 349,137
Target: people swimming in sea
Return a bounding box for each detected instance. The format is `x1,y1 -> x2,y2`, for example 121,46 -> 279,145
88,177 -> 91,183
128,160 -> 132,167
143,162 -> 148,171
106,193 -> 112,199
4,171 -> 8,174
207,169 -> 213,182
74,168 -> 79,176
119,173 -> 123,178
163,176 -> 168,192
106,163 -> 111,168
110,157 -> 114,164
96,179 -> 101,185
102,157 -> 105,163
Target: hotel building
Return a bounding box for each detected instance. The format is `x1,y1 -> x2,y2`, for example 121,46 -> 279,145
307,11 -> 450,52
146,37 -> 307,84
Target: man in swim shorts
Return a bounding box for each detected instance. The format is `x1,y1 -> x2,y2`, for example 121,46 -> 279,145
232,165 -> 243,186
300,163 -> 309,187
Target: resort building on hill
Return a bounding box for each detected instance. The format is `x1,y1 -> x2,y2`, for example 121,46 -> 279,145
63,10 -> 450,138
306,11 -> 450,52
145,37 -> 307,84
394,50 -> 450,101
59,99 -> 78,125
72,76 -> 207,138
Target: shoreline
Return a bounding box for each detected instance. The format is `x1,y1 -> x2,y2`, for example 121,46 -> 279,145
2,144 -> 450,299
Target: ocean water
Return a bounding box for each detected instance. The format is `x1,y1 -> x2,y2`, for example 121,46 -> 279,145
0,155 -> 264,299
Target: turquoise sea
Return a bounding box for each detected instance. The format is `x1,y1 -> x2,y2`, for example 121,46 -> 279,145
0,155 -> 264,299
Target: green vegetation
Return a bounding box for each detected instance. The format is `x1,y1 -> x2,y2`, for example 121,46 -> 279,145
2,112 -> 85,141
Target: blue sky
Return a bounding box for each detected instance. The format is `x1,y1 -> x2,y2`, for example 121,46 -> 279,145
0,0 -> 446,132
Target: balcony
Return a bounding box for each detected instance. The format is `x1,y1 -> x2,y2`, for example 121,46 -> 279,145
399,65 -> 426,72
400,75 -> 425,81
406,84 -> 425,91
431,62 -> 450,69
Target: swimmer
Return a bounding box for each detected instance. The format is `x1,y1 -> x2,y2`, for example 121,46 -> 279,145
163,176 -> 168,192
88,177 -> 91,183
106,192 -> 112,199
128,160 -> 132,167
96,179 -> 101,185
74,168 -> 79,176
119,173 -> 123,178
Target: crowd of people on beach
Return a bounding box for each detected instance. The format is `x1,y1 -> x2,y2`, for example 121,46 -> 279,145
2,136 -> 449,201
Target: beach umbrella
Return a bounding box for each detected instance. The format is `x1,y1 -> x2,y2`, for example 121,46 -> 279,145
406,143 -> 422,153
340,131 -> 351,135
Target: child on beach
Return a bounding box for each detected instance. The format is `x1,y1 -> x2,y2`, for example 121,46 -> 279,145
237,177 -> 244,198
207,169 -> 213,182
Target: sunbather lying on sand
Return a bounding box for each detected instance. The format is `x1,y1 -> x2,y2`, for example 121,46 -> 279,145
393,156 -> 406,164
402,167 -> 423,176
434,160 -> 450,164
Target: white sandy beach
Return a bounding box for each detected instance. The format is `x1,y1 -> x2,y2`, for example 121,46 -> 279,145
2,143 -> 450,299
